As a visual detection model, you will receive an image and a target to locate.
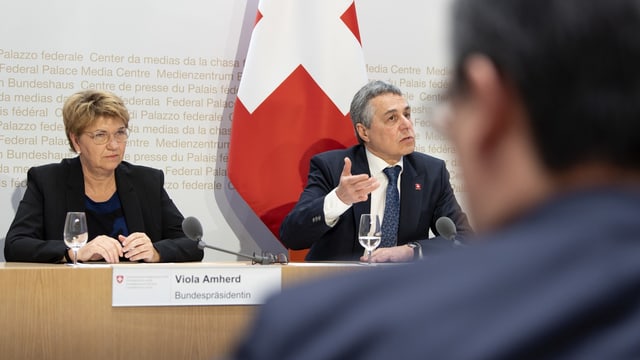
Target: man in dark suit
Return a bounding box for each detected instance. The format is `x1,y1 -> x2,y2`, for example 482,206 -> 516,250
230,0 -> 640,358
280,80 -> 471,262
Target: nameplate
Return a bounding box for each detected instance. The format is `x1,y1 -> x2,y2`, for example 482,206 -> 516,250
112,264 -> 282,307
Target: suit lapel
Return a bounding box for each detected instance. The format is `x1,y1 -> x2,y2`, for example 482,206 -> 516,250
398,158 -> 424,242
350,146 -> 371,233
66,157 -> 86,212
116,164 -> 145,233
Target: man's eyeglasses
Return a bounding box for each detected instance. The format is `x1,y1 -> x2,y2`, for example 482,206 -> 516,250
84,128 -> 130,145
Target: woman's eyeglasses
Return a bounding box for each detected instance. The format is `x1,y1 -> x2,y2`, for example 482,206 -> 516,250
84,128 -> 129,145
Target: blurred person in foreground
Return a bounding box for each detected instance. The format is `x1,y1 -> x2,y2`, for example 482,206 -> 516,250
280,80 -> 471,262
5,90 -> 203,263
230,0 -> 640,358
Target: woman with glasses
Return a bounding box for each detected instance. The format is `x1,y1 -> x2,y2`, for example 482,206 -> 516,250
4,90 -> 204,263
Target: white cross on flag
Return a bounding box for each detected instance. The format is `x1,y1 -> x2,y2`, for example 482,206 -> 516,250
228,0 -> 368,248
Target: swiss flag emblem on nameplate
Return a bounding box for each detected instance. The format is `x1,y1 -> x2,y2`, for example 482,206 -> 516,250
116,275 -> 124,284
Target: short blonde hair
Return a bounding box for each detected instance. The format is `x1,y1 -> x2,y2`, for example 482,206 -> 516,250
63,90 -> 130,153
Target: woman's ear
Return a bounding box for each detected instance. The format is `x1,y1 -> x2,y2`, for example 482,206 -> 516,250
69,133 -> 81,153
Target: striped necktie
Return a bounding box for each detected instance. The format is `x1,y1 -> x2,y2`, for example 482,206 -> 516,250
381,165 -> 401,247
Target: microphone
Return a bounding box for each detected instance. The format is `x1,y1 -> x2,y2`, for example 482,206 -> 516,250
435,216 -> 463,247
181,216 -> 288,265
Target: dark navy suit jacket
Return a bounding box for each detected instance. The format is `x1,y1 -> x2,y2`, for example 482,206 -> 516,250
5,157 -> 203,263
234,187 -> 640,359
280,144 -> 471,261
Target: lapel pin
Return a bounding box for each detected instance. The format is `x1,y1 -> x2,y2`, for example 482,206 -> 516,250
415,183 -> 422,191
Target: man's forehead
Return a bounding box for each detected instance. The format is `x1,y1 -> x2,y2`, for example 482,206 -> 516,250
372,93 -> 410,113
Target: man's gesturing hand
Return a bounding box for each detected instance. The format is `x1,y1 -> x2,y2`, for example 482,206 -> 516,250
335,157 -> 380,205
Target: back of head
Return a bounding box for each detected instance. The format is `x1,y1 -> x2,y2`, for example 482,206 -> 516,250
452,0 -> 640,171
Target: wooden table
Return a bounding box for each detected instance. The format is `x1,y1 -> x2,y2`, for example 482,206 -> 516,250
0,262 -> 361,359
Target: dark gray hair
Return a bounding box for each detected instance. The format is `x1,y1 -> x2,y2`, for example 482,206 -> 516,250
452,0 -> 640,171
349,80 -> 403,144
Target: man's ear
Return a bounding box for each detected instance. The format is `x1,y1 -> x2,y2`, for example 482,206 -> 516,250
463,55 -> 515,155
356,123 -> 369,143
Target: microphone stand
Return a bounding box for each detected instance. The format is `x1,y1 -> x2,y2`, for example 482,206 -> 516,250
449,235 -> 464,247
197,240 -> 288,265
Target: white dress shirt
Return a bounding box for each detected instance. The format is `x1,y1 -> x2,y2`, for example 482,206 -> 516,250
323,148 -> 403,227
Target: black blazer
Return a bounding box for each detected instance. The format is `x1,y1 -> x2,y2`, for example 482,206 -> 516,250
279,144 -> 471,261
4,157 -> 203,263
235,188 -> 640,359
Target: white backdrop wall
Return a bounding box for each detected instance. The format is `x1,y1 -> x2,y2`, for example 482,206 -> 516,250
0,0 -> 461,261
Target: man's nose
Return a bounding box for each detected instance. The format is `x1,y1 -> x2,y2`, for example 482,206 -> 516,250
400,115 -> 413,129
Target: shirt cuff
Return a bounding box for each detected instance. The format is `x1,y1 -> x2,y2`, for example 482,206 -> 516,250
323,188 -> 352,227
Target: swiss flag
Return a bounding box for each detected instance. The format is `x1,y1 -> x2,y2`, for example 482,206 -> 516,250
228,0 -> 367,258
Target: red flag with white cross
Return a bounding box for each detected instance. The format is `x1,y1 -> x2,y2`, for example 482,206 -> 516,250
228,0 -> 367,255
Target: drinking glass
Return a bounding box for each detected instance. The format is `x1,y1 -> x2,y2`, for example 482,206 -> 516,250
63,212 -> 88,266
358,214 -> 381,264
